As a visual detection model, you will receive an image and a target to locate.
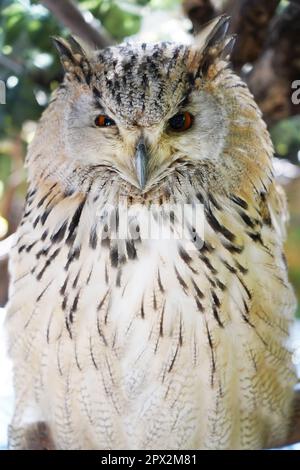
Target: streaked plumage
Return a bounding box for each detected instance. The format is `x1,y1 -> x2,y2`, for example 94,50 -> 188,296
6,17 -> 296,449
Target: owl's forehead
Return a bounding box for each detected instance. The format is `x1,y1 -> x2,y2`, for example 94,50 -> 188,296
91,42 -> 191,126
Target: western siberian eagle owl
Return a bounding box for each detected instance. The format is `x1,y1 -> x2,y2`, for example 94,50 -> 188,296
5,16 -> 297,450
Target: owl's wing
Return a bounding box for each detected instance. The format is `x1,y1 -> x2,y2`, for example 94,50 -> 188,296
199,181 -> 297,447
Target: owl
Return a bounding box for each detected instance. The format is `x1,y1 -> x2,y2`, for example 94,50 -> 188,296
5,16 -> 297,450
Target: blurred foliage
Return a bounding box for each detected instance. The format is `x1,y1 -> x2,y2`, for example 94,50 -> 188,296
271,116 -> 300,165
0,0 -> 299,314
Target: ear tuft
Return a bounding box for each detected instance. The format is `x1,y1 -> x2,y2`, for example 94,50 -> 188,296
202,15 -> 230,52
220,34 -> 236,60
52,36 -> 75,68
194,15 -> 231,52
52,36 -> 92,84
67,36 -> 86,57
190,15 -> 234,77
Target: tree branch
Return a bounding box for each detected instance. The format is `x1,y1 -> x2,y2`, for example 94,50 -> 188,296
182,0 -> 218,33
0,55 -> 24,75
40,0 -> 112,49
227,0 -> 280,70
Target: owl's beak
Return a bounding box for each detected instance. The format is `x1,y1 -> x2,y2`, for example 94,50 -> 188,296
135,138 -> 149,190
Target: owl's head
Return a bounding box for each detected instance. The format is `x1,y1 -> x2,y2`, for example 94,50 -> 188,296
29,16 -> 272,197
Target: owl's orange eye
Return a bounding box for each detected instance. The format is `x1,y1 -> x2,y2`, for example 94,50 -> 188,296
95,115 -> 116,127
169,111 -> 193,132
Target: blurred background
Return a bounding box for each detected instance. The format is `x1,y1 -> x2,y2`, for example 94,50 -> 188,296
0,0 -> 299,448
0,0 -> 300,309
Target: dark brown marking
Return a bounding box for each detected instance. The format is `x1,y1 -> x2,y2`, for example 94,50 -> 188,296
40,209 -> 51,226
178,245 -> 192,265
247,231 -> 264,245
179,316 -> 183,346
51,220 -> 68,243
157,269 -> 165,293
72,270 -> 80,289
153,290 -> 157,310
66,317 -> 73,338
89,336 -> 98,370
41,230 -> 48,241
36,246 -> 51,259
222,240 -> 244,254
93,86 -> 102,99
282,252 -> 287,269
191,278 -> 204,299
26,241 -> 38,253
211,291 -> 221,308
206,322 -> 216,387
239,211 -> 255,229
89,225 -> 98,249
23,209 -> 32,218
234,260 -> 248,275
174,266 -> 188,293
36,280 -> 53,302
201,241 -> 215,253
116,268 -> 122,287
62,296 -> 68,311
207,275 -> 216,288
36,248 -> 60,280
126,240 -> 137,260
75,344 -> 82,371
243,299 -> 250,315
212,305 -> 224,328
195,296 -> 204,312
208,193 -> 221,210
33,216 -> 40,228
110,245 -> 118,268
64,246 -> 80,270
97,290 -> 109,311
70,291 -> 80,322
230,195 -> 248,210
159,302 -> 166,337
206,208 -> 235,242
222,259 -> 237,274
200,254 -> 218,274
196,192 -> 204,204
66,199 -> 86,245
260,198 -> 272,226
216,279 -> 226,291
140,297 -> 145,319
60,276 -> 69,296
168,344 -> 179,373
37,184 -> 57,208
96,317 -> 108,346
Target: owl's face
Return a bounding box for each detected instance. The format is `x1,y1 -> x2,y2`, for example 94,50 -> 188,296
53,35 -> 229,192
32,17 -> 271,198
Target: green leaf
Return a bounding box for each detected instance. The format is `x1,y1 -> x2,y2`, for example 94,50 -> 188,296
100,3 -> 141,39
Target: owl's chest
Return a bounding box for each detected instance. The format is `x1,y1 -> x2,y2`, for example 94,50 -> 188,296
38,234 -> 214,348
8,196 -> 295,449
10,197 -> 250,363
13,219 -> 248,403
